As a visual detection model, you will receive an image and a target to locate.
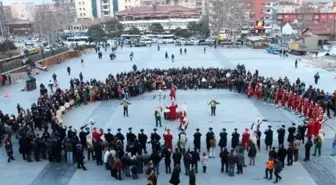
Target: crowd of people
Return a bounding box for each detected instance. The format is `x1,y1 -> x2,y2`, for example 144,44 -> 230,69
0,63 -> 335,185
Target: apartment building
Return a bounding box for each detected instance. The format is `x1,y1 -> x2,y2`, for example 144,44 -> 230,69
75,0 -> 115,19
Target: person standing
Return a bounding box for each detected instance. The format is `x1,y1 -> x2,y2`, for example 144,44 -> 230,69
206,128 -> 215,156
314,72 -> 320,85
273,159 -> 283,183
201,152 -> 208,173
190,149 -> 200,173
120,98 -> 131,117
67,66 -> 71,75
277,145 -> 287,168
331,134 -> 336,156
169,164 -> 181,185
227,149 -> 236,176
65,139 -> 73,165
277,125 -> 285,147
166,102 -> 178,121
208,98 -> 220,116
304,138 -> 313,161
220,148 -> 229,173
154,107 -> 162,127
218,128 -> 227,150
163,148 -> 172,174
76,144 -> 87,170
193,128 -> 202,151
173,148 -> 182,167
248,143 -> 257,165
189,168 -> 196,185
4,136 -> 15,162
231,128 -> 240,149
312,134 -> 323,156
293,138 -> 301,162
287,144 -> 294,166
236,151 -> 244,174
264,125 -> 273,150
264,157 -> 274,180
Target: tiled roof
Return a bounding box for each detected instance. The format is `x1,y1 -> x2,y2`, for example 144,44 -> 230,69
68,18 -> 110,26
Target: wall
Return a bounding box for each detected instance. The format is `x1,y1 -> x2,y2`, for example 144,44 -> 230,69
41,50 -> 81,67
75,0 -> 93,18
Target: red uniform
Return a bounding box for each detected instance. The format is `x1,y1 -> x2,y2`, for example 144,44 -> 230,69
254,84 -> 260,98
179,110 -> 187,127
303,99 -> 309,117
287,93 -> 293,109
306,119 -> 314,139
314,119 -> 322,136
92,128 -> 103,142
91,89 -> 95,102
297,97 -> 304,114
242,129 -> 250,148
163,132 -> 173,151
169,85 -> 177,101
166,103 -> 178,120
247,85 -> 253,97
275,89 -> 280,105
281,91 -> 287,106
308,102 -> 314,119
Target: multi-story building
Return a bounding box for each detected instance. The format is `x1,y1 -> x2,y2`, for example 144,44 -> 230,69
75,0 -> 115,19
115,5 -> 200,31
10,2 -> 35,21
118,0 -> 140,11
277,2 -> 300,13
277,12 -> 336,25
0,1 -> 6,37
3,5 -> 12,21
245,0 -> 276,33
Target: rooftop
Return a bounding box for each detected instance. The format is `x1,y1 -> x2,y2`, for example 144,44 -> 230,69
67,18 -> 110,26
115,5 -> 200,18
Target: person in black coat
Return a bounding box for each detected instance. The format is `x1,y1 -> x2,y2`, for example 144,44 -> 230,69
76,144 -> 87,170
169,164 -> 181,185
104,128 -> 114,144
287,123 -> 296,144
304,137 -> 313,161
94,140 -> 103,165
218,128 -> 227,150
79,128 -> 90,148
277,125 -> 285,147
206,127 -> 215,153
190,149 -> 200,173
264,125 -> 273,150
255,127 -> 262,151
138,129 -> 148,153
231,128 -> 239,149
298,123 -> 307,144
189,168 -> 196,185
277,145 -> 287,168
173,148 -> 182,167
219,148 -> 229,173
193,128 -> 202,151
115,128 -> 125,144
163,148 -> 172,174
126,127 -> 136,144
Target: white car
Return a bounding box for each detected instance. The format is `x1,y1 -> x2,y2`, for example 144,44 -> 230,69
44,46 -> 51,52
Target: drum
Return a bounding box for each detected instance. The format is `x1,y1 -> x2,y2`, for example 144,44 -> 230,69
164,109 -> 170,120
70,99 -> 75,105
64,102 -> 70,108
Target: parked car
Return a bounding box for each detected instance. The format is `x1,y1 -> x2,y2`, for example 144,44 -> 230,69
198,39 -> 207,45
266,44 -> 280,54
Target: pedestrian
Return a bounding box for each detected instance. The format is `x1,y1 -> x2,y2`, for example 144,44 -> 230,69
67,66 -> 71,75
236,150 -> 244,174
295,59 -> 298,68
120,98 -> 131,117
314,72 -> 320,85
287,144 -> 294,166
183,152 -> 191,175
169,164 -> 181,185
331,134 -> 336,156
164,148 -> 172,173
264,157 -> 274,180
277,145 -> 287,168
189,167 -> 196,185
4,136 -> 15,163
65,139 -> 73,165
201,152 -> 208,173
112,156 -> 123,180
248,142 -> 257,165
293,138 -> 301,161
76,144 -> 87,170
312,133 -> 323,156
227,149 -> 236,176
273,159 -> 283,183
220,148 -> 229,173
304,137 -> 313,161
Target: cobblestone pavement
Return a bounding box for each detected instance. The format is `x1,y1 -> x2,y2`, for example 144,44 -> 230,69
0,45 -> 335,185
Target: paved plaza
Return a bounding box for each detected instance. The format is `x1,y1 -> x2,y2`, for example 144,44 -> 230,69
0,45 -> 335,185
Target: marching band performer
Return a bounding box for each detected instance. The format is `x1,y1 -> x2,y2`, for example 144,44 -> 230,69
208,98 -> 220,116
163,128 -> 173,151
120,98 -> 131,117
231,128 -> 240,149
218,128 -> 227,150
169,84 -> 177,101
166,102 -> 178,121
277,125 -> 285,147
274,88 -> 280,106
126,127 -> 136,144
242,128 -> 250,149
193,128 -> 202,151
281,90 -> 287,107
206,127 -> 215,156
264,125 -> 273,150
247,83 -> 253,99
154,106 -> 163,127
92,127 -> 103,142
104,128 -> 114,144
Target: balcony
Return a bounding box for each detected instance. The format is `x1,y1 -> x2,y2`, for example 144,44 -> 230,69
262,2 -> 273,8
101,2 -> 109,6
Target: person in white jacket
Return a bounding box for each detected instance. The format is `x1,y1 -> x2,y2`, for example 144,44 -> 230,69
201,152 -> 208,173
104,148 -> 111,169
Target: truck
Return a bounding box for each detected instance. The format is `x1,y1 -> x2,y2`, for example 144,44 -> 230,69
288,42 -> 307,55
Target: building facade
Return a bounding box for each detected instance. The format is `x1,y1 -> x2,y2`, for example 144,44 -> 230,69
245,0 -> 276,33
0,2 -> 6,37
75,0 -> 115,18
10,2 -> 35,21
117,0 -> 140,12
277,12 -> 336,25
115,5 -> 200,31
277,2 -> 300,13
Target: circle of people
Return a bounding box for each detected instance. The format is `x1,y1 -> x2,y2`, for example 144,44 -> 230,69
0,64 -> 335,185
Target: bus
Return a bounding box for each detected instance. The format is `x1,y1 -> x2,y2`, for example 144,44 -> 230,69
157,35 -> 176,44
121,34 -> 141,44
64,36 -> 90,46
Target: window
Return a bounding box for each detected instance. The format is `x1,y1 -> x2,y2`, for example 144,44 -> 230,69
125,5 -> 127,9
83,8 -> 85,10
80,13 -> 82,16
82,1 -> 85,4
83,13 -> 86,16
79,8 -> 82,10
79,2 -> 81,4
125,0 -> 127,2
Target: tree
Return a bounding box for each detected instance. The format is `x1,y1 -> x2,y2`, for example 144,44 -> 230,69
208,0 -> 246,37
126,26 -> 141,35
174,28 -> 192,38
104,19 -> 124,37
0,40 -> 17,52
32,4 -> 75,43
149,23 -> 164,34
87,25 -> 105,42
187,18 -> 210,37
187,22 -> 200,35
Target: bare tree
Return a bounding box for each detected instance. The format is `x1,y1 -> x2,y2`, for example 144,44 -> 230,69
32,4 -> 75,43
208,0 -> 246,37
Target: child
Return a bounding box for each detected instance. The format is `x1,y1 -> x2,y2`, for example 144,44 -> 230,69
201,152 -> 208,173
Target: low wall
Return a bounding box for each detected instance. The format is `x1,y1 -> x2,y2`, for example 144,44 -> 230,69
39,50 -> 81,67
